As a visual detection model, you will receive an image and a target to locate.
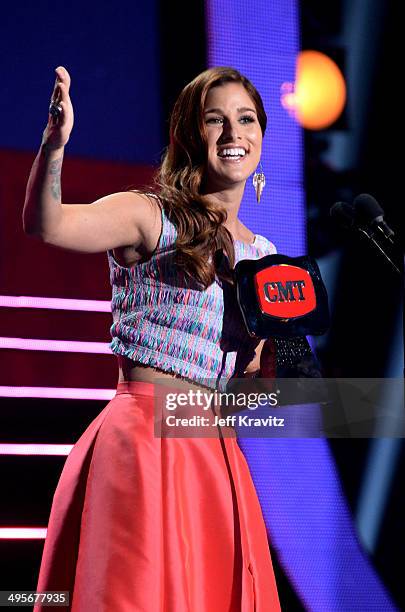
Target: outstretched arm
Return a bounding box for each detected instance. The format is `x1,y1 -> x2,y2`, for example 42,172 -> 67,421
22,66 -> 158,254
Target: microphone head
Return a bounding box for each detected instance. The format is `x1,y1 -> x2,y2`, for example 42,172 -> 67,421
353,193 -> 384,224
330,201 -> 355,230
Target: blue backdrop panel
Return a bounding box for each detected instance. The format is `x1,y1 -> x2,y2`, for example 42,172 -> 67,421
206,1 -> 396,610
206,0 -> 305,256
0,1 -> 162,164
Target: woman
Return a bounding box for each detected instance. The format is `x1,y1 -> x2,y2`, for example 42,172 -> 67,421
23,65 -> 281,611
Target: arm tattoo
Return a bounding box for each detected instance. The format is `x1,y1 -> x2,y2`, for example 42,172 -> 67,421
49,157 -> 63,201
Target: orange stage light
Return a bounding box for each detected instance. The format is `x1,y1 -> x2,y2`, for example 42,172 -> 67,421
281,50 -> 347,130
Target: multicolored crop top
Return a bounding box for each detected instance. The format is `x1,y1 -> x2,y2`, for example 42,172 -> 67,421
107,195 -> 277,389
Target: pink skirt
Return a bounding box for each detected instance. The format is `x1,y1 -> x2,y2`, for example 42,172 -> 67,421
34,381 -> 281,611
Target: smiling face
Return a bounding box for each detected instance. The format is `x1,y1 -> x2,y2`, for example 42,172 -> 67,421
203,81 -> 263,192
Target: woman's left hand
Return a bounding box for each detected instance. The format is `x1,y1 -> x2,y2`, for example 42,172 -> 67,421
259,338 -> 277,378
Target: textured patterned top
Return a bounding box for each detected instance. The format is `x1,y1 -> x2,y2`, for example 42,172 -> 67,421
107,194 -> 277,389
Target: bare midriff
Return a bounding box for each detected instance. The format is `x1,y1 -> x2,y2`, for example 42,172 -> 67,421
117,355 -> 213,392
117,339 -> 266,389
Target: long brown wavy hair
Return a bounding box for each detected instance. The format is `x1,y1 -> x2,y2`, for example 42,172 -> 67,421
147,67 -> 267,288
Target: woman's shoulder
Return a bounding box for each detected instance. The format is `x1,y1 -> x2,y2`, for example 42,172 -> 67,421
129,189 -> 178,247
128,189 -> 162,210
254,233 -> 277,255
237,221 -> 277,255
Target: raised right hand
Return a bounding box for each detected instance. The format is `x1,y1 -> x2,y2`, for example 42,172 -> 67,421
42,66 -> 74,150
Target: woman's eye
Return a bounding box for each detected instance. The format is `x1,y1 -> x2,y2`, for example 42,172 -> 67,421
240,115 -> 255,124
206,115 -> 255,125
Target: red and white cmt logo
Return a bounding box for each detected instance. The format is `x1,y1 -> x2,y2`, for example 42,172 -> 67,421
254,265 -> 316,318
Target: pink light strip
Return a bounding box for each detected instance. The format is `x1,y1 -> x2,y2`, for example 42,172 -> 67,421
0,528 -> 47,539
0,294 -> 110,312
0,386 -> 115,400
0,444 -> 73,456
0,337 -> 111,354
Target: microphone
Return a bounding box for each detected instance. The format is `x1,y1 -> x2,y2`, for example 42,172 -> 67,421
353,193 -> 395,244
330,195 -> 401,275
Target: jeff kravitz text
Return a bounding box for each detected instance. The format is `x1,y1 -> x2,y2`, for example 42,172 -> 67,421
162,389 -> 285,429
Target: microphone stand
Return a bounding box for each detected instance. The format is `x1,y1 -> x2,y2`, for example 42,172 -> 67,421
357,227 -> 401,275
356,226 -> 404,377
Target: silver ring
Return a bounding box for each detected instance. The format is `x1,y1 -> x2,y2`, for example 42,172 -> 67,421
49,102 -> 62,118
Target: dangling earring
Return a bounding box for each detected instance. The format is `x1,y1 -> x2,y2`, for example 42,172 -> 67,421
252,161 -> 266,203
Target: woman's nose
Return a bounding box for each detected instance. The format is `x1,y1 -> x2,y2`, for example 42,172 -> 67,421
221,119 -> 241,142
